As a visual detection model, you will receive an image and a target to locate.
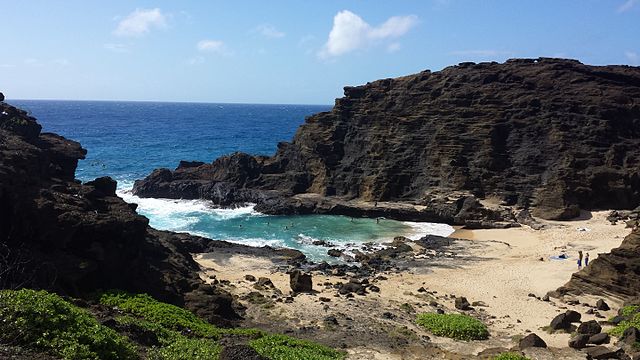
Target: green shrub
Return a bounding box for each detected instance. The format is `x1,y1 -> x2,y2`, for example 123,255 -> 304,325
493,353 -> 530,360
250,334 -> 346,360
416,313 -> 489,341
0,289 -> 137,360
610,305 -> 640,337
100,292 -> 222,338
148,337 -> 220,360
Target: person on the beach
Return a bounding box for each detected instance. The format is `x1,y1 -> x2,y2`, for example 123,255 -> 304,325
577,250 -> 583,269
585,252 -> 589,266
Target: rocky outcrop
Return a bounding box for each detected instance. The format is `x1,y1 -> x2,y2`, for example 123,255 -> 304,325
134,58 -> 640,221
555,222 -> 640,300
0,101 -> 302,325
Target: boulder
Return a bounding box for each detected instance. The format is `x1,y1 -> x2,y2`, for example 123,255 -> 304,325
455,297 -> 471,310
568,334 -> 590,349
577,320 -> 602,335
582,346 -> 623,359
0,92 -> 4,102
596,299 -> 611,311
327,249 -> 343,257
565,310 -> 582,323
289,270 -> 312,293
518,333 -> 547,349
622,327 -> 640,344
550,311 -> 581,331
588,333 -> 610,345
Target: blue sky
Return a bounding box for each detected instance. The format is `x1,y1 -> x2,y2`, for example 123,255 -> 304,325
1,0 -> 639,104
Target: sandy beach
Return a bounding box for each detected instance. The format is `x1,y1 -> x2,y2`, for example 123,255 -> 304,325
195,210 -> 630,359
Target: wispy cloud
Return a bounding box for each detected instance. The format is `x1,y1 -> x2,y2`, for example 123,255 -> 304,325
196,40 -> 227,54
52,58 -> 70,66
186,56 -> 205,66
618,0 -> 638,12
104,43 -> 129,53
255,24 -> 285,39
0,63 -> 16,68
114,8 -> 167,37
626,51 -> 640,64
319,10 -> 418,58
450,50 -> 513,57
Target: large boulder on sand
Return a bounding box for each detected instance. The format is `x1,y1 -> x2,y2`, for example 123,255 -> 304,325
454,296 -> 471,310
289,270 -> 312,293
568,334 -> 589,349
518,333 -> 547,349
576,320 -> 602,335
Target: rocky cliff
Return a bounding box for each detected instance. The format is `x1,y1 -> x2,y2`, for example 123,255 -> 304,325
0,99 -> 301,325
134,58 -> 640,221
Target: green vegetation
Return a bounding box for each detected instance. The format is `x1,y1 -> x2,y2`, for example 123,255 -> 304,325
0,289 -> 137,360
610,305 -> 640,337
0,289 -> 344,360
250,334 -> 346,360
493,353 -> 530,360
416,313 -> 489,341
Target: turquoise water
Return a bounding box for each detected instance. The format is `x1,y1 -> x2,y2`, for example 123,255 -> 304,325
12,100 -> 454,261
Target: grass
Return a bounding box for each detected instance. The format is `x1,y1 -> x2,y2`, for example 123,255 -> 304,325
148,337 -> 220,360
609,305 -> 640,338
493,353 -> 530,360
0,289 -> 137,360
250,334 -> 346,360
416,313 -> 489,341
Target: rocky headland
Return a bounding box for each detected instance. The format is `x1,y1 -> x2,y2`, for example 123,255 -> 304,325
134,58 -> 640,226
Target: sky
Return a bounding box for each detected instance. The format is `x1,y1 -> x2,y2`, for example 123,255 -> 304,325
0,0 -> 639,104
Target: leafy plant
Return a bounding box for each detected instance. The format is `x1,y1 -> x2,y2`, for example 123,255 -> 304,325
0,289 -> 137,360
250,334 -> 346,360
493,352 -> 530,360
148,337 -> 220,360
416,313 -> 489,341
610,305 -> 640,337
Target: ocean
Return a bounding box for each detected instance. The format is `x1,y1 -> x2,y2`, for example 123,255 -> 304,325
12,100 -> 454,261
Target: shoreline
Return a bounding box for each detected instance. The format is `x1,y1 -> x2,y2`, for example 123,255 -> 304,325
194,210 -> 631,358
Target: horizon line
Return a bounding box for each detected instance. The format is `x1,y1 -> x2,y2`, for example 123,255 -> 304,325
7,98 -> 334,107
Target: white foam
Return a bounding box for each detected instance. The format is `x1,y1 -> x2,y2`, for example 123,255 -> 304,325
402,221 -> 456,240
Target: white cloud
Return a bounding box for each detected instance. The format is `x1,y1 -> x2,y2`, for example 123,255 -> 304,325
626,51 -> 640,64
24,58 -> 43,67
618,0 -> 638,12
256,24 -> 285,39
387,43 -> 402,53
114,8 -> 167,37
0,64 -> 15,68
197,40 -> 226,53
53,58 -> 70,66
319,10 -> 418,58
104,43 -> 129,53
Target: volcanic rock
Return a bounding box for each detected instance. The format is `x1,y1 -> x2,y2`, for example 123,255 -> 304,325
455,297 -> 471,310
0,92 -> 4,102
289,270 -> 312,293
596,299 -> 611,311
518,333 -> 547,349
133,58 -> 640,223
622,327 -> 640,344
577,320 -> 602,335
588,333 -> 610,345
568,334 -> 590,349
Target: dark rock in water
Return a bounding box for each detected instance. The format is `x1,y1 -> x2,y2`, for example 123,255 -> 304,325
219,345 -> 268,360
133,59 -> 640,225
85,176 -> 117,197
588,332 -> 610,345
454,297 -> 471,310
327,249 -> 343,257
577,320 -> 602,335
289,270 -> 312,293
596,299 -> 610,311
518,333 -> 547,349
555,224 -> 640,301
568,334 -> 589,349
622,326 -> 640,344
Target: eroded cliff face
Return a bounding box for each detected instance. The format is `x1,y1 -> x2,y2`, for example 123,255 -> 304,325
0,100 -> 283,325
134,58 -> 640,220
555,224 -> 640,301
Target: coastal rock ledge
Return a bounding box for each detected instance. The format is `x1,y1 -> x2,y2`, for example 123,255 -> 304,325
134,58 -> 640,223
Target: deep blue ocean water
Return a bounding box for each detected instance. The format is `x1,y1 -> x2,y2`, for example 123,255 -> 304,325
11,100 -> 453,261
